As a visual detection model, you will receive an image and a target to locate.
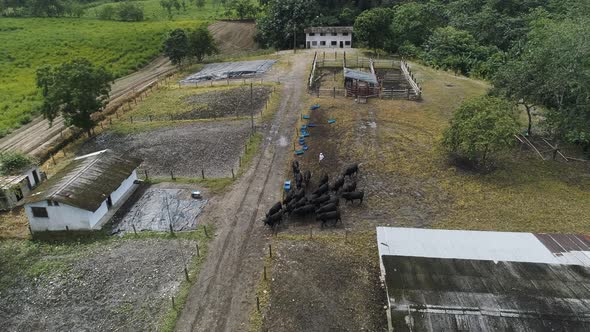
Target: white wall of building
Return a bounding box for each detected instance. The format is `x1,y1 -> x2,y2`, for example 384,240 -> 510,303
26,200 -> 92,231
26,169 -> 138,232
306,32 -> 352,49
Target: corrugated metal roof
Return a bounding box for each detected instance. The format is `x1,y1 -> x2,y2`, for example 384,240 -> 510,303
378,227 -> 590,331
383,255 -> 590,331
0,174 -> 27,190
180,60 -> 277,84
25,150 -> 141,212
344,68 -> 378,84
376,227 -> 590,266
304,26 -> 353,33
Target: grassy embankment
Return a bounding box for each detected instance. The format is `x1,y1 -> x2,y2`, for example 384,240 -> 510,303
0,0 -> 223,137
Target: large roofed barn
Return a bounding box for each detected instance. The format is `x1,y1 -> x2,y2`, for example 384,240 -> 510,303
24,149 -> 142,232
377,227 -> 590,331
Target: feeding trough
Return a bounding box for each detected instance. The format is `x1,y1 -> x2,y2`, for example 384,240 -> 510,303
301,125 -> 308,130
298,138 -> 305,145
307,123 -> 317,127
328,119 -> 336,124
302,115 -> 310,119
301,131 -> 310,137
295,149 -> 304,155
310,104 -> 320,110
284,181 -> 291,191
303,145 -> 309,150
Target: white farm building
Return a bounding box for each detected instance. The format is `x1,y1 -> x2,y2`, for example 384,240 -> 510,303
24,150 -> 142,233
0,165 -> 43,211
304,26 -> 353,49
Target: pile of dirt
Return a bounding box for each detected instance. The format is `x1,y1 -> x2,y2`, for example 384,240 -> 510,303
262,239 -> 388,332
0,238 -> 197,331
78,120 -> 252,178
208,21 -> 258,55
179,86 -> 272,120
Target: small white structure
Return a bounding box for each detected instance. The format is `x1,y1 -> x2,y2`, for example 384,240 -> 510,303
304,26 -> 353,49
24,150 -> 142,232
0,165 -> 42,211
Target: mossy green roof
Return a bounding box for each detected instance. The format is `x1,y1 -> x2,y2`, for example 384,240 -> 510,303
25,150 -> 141,212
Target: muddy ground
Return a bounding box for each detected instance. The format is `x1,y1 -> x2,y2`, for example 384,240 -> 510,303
78,120 -> 252,178
262,238 -> 388,332
179,86 -> 272,120
0,238 -> 197,332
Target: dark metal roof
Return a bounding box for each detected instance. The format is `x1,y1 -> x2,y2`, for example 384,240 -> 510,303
383,255 -> 590,331
304,26 -> 353,33
25,150 -> 141,212
344,68 -> 378,84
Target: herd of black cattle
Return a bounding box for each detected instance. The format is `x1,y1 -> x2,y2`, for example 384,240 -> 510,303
263,161 -> 364,229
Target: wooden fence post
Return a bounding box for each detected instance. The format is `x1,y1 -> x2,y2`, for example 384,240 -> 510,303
269,244 -> 272,258
201,169 -> 205,179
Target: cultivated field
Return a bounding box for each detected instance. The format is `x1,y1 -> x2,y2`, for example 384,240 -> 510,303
0,231 -> 210,332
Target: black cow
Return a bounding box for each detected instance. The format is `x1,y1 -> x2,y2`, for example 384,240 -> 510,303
293,196 -> 308,209
313,183 -> 329,196
315,203 -> 337,214
283,189 -> 295,205
292,160 -> 300,174
317,211 -> 341,227
303,170 -> 311,187
264,211 -> 283,228
311,194 -> 330,206
341,191 -> 364,204
330,176 -> 345,192
292,204 -> 316,217
294,188 -> 306,200
266,201 -> 282,217
342,179 -> 357,193
343,163 -> 359,178
321,195 -> 340,207
319,173 -> 329,186
295,172 -> 303,189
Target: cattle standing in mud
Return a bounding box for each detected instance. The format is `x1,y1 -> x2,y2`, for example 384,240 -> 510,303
319,173 -> 329,186
343,163 -> 359,178
313,183 -> 329,196
295,172 -> 303,189
264,211 -> 283,228
292,160 -> 300,174
321,195 -> 340,207
292,204 -> 316,217
303,170 -> 311,187
315,203 -> 337,214
317,211 -> 341,227
330,176 -> 345,192
266,202 -> 282,217
341,191 -> 364,204
311,194 -> 330,206
342,179 -> 357,193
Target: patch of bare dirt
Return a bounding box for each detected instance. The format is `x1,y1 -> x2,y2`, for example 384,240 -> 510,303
262,238 -> 388,332
78,120 -> 252,178
0,238 -> 197,332
179,86 -> 272,120
208,21 -> 258,55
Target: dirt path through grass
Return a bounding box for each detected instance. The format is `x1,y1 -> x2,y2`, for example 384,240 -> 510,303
174,51 -> 309,332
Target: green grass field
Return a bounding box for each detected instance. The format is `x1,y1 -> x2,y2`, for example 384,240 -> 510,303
0,0 -> 226,137
83,0 -> 226,21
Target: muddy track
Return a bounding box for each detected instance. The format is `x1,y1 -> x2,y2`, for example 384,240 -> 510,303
175,51 -> 309,332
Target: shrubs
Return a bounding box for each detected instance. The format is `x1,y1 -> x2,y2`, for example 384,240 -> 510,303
0,151 -> 35,176
97,2 -> 144,22
443,96 -> 520,168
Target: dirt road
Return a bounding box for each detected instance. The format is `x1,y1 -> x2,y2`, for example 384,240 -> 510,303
175,51 -> 309,332
0,57 -> 174,157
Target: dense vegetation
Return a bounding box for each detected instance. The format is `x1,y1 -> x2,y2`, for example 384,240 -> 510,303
163,25 -> 218,65
256,0 -> 590,152
0,151 -> 35,175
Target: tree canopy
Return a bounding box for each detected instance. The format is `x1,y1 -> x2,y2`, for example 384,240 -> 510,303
164,29 -> 189,66
187,26 -> 219,62
352,7 -> 393,53
443,96 -> 520,167
36,58 -> 113,134
0,152 -> 35,176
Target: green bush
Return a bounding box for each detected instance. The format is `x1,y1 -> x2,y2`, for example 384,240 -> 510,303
0,151 -> 35,175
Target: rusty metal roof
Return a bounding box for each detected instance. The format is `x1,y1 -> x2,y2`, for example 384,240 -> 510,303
25,150 -> 141,212
377,227 -> 590,331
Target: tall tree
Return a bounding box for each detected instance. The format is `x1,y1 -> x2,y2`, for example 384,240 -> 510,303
187,26 -> 219,62
353,7 -> 393,54
164,29 -> 189,65
443,96 -> 520,167
36,59 -> 113,135
255,0 -> 318,49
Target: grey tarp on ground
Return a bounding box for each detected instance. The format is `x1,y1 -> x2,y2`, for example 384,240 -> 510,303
180,60 -> 277,84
